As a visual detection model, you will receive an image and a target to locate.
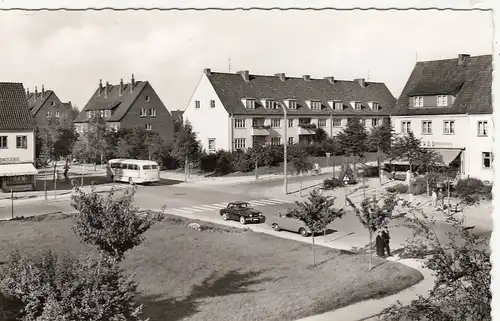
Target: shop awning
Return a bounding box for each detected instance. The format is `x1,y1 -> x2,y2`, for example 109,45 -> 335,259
434,148 -> 462,165
0,163 -> 38,177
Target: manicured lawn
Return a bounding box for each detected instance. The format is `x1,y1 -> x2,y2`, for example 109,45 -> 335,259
0,214 -> 423,321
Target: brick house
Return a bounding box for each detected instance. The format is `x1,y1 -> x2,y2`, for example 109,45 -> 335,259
73,75 -> 174,142
0,82 -> 38,192
26,85 -> 73,127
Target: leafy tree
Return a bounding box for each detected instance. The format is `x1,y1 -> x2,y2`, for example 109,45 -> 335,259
144,132 -> 164,162
287,144 -> 313,196
368,117 -> 393,183
248,144 -> 266,179
337,117 -> 368,186
312,127 -> 328,143
284,189 -> 344,265
34,126 -> 53,168
346,194 -> 397,270
0,250 -> 146,321
170,121 -> 202,182
70,185 -> 160,262
379,202 -> 491,320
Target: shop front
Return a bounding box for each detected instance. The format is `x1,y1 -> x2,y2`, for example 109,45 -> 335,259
0,158 -> 38,192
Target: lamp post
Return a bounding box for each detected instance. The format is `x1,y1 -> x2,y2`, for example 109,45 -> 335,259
280,103 -> 288,195
326,152 -> 331,176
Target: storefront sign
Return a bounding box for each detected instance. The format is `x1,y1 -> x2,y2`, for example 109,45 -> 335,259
0,157 -> 20,164
433,142 -> 453,147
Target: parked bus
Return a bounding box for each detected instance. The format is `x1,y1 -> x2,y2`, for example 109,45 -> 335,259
107,159 -> 160,184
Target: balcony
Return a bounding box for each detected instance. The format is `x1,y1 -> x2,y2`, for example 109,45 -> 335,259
298,123 -> 317,135
251,125 -> 271,136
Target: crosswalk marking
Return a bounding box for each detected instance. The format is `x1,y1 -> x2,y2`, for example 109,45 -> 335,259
163,199 -> 292,215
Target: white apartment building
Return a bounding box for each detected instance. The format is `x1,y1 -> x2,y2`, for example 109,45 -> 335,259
183,69 -> 396,152
0,82 -> 38,192
391,54 -> 493,182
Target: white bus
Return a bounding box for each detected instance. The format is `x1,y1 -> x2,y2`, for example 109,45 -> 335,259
107,159 -> 160,184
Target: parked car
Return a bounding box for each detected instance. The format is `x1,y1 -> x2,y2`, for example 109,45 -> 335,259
267,212 -> 312,237
219,201 -> 265,225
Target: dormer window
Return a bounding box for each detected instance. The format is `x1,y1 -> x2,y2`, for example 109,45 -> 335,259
86,111 -> 92,119
244,98 -> 255,109
413,96 -> 423,107
370,102 -> 380,110
352,101 -> 362,110
437,95 -> 448,106
331,100 -> 343,111
288,100 -> 297,109
265,99 -> 277,109
310,101 -> 322,110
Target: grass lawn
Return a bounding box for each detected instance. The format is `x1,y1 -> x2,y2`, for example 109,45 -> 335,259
0,214 -> 423,321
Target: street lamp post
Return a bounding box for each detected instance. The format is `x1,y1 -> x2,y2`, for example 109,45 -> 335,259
282,104 -> 288,195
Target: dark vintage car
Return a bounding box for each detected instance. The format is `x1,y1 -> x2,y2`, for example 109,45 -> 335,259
219,201 -> 265,225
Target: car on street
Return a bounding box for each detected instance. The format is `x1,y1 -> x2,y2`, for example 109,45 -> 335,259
267,212 -> 312,237
219,201 -> 265,224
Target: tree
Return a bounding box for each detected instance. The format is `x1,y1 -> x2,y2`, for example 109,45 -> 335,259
390,131 -> 425,195
248,144 -> 266,180
346,194 -> 397,270
284,189 -> 344,265
312,127 -> 328,143
287,144 -> 313,196
367,118 -> 393,183
0,250 -> 146,321
170,121 -> 202,182
35,126 -> 53,168
144,132 -> 164,163
70,185 -> 160,262
379,201 -> 491,320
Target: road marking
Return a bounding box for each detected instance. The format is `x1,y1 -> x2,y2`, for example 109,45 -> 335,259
167,208 -> 193,214
248,200 -> 271,205
212,203 -> 228,207
191,205 -> 218,211
197,204 -> 222,210
267,199 -> 291,204
180,206 -> 206,212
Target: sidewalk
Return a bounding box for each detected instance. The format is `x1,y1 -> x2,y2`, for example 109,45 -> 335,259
144,203 -> 434,321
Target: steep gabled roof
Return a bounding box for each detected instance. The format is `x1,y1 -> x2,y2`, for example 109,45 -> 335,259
205,71 -> 396,116
27,89 -> 55,115
0,82 -> 36,131
392,54 -> 492,116
73,80 -> 149,123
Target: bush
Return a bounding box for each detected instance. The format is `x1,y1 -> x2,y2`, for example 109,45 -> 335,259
454,177 -> 492,201
386,183 -> 408,194
361,165 -> 379,178
262,144 -> 283,167
231,150 -> 254,172
323,177 -> 344,190
199,152 -> 218,172
338,164 -> 358,185
0,250 -> 145,321
214,150 -> 233,175
411,177 -> 427,195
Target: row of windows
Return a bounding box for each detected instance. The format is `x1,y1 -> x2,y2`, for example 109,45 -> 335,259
140,108 -> 157,117
87,110 -> 111,118
195,100 -> 216,109
46,111 -> 60,118
401,120 -> 488,136
237,118 -> 382,129
0,135 -> 28,149
243,99 -> 378,111
413,95 -> 449,107
109,163 -> 158,170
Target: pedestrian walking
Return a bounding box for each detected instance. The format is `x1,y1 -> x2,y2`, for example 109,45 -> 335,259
438,188 -> 444,208
382,227 -> 391,256
431,189 -> 438,208
375,231 -> 385,257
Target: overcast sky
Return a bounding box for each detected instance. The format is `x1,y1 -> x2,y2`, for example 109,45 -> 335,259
1,9 -> 493,111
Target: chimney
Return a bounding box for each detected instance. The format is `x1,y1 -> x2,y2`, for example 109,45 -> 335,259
119,79 -> 124,96
458,54 -> 471,66
274,73 -> 286,82
26,88 -> 29,96
104,81 -> 110,98
130,74 -> 135,92
68,101 -> 72,107
204,68 -> 212,76
324,76 -> 335,84
303,75 -> 311,82
355,78 -> 366,88
98,79 -> 103,96
42,85 -> 45,98
237,70 -> 250,82
34,86 -> 38,100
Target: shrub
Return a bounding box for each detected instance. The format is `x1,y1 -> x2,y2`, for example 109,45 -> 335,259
361,165 -> 379,178
386,183 -> 408,194
199,152 -> 218,172
0,250 -> 145,321
338,164 -> 358,185
411,177 -> 427,195
262,144 -> 283,167
323,177 -> 344,190
231,150 -> 254,172
214,150 -> 234,175
454,177 -> 492,201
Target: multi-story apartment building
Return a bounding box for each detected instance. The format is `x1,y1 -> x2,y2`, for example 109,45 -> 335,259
0,82 -> 38,192
73,75 -> 174,142
391,54 -> 492,182
26,85 -> 73,127
183,69 -> 396,152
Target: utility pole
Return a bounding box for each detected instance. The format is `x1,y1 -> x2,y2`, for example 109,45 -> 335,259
282,104 -> 288,195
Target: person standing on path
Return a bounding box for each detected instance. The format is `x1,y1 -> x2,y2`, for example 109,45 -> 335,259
432,189 -> 438,208
382,227 -> 391,256
376,231 -> 385,257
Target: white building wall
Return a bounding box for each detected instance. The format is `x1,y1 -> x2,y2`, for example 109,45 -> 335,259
391,114 -> 493,182
183,73 -> 230,151
0,130 -> 35,163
